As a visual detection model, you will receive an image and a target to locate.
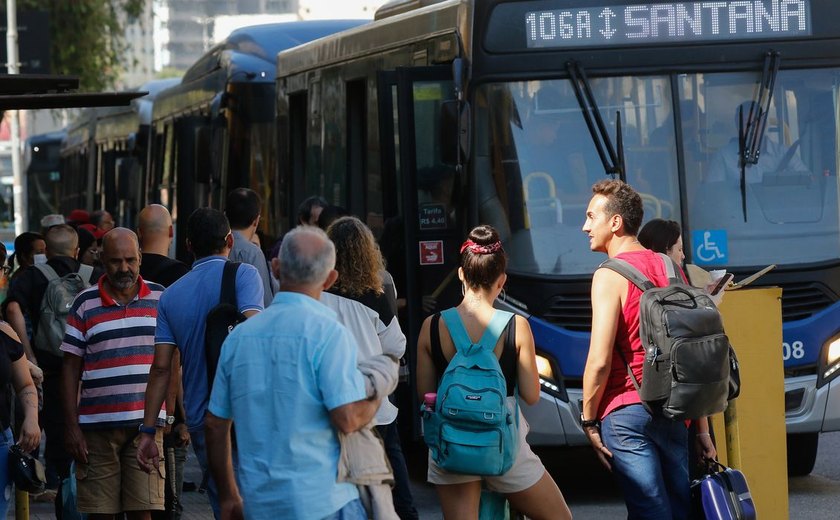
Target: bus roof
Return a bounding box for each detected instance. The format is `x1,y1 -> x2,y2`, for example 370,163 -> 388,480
153,20 -> 365,122
275,0 -> 465,77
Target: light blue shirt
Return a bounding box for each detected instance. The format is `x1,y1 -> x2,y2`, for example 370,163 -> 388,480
208,291 -> 367,520
155,256 -> 264,432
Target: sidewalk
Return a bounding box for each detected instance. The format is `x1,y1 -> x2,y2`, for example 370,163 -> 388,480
7,450 -> 213,519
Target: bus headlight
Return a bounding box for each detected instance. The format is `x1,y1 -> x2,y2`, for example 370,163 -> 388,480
535,353 -> 566,400
819,334 -> 840,387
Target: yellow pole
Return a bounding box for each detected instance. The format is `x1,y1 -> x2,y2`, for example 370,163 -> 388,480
718,287 -> 787,520
14,489 -> 28,520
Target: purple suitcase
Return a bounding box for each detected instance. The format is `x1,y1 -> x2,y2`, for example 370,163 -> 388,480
692,462 -> 757,520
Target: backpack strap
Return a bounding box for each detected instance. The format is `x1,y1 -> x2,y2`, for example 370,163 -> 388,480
34,263 -> 59,283
440,308 -> 473,353
440,308 -> 513,354
478,310 -> 514,349
77,264 -> 94,284
656,252 -> 683,285
220,262 -> 241,307
599,258 -> 656,291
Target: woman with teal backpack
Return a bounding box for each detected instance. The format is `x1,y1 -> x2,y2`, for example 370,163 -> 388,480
416,225 -> 572,520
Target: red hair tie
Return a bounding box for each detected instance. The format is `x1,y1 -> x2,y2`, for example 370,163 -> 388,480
460,239 -> 503,255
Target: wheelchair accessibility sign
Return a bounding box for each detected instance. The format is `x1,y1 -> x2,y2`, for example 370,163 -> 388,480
692,230 -> 728,266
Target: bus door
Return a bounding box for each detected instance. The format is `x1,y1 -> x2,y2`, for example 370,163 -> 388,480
377,66 -> 464,437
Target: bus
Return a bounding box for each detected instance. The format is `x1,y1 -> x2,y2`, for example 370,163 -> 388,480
275,0 -> 840,475
147,20 -> 364,260
24,131 -> 65,231
49,79 -> 179,229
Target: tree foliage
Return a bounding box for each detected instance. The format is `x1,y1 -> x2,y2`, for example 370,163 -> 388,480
19,0 -> 147,91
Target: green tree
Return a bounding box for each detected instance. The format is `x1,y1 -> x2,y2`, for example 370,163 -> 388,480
19,0 -> 147,91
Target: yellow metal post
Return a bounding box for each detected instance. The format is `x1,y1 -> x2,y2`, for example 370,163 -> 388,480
717,286 -> 787,520
14,489 -> 29,520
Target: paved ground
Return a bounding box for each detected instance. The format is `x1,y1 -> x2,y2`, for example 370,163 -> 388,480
8,452 -> 213,519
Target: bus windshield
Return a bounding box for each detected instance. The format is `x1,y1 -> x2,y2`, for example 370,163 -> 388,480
476,77 -> 681,276
680,69 -> 840,268
476,68 -> 840,276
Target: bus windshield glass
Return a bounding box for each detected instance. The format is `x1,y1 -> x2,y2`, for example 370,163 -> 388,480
679,68 -> 840,268
475,77 -> 681,276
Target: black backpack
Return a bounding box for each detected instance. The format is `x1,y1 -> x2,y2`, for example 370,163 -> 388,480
205,262 -> 246,390
600,253 -> 740,421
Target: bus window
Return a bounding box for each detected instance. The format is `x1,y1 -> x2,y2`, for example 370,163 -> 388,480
679,69 -> 840,267
476,76 -> 681,276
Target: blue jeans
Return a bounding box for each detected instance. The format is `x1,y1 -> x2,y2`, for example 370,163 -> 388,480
321,498 -> 367,520
190,429 -> 239,520
601,404 -> 690,520
0,428 -> 13,517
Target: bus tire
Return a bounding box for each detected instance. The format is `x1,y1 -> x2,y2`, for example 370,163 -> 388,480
786,432 -> 818,476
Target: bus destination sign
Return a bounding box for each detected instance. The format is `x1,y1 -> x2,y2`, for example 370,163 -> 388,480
525,0 -> 811,49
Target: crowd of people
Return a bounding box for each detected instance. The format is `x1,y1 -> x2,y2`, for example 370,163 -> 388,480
0,180 -> 718,520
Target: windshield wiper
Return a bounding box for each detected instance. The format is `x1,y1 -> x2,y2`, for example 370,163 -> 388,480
566,61 -> 625,182
738,51 -> 781,221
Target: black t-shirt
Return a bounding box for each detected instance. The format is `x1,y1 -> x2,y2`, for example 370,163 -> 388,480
140,253 -> 190,288
0,329 -> 24,430
3,256 -> 102,372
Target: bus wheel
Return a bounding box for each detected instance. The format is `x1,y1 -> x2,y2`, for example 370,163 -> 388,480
786,432 -> 818,476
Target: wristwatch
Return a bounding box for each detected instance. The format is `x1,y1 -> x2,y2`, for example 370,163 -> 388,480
138,424 -> 157,435
580,413 -> 600,429
165,415 -> 176,425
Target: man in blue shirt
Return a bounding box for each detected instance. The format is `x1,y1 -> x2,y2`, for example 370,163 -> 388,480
206,226 -> 378,520
137,208 -> 264,518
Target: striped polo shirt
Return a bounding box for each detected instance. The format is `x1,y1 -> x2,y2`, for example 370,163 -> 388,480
60,275 -> 167,429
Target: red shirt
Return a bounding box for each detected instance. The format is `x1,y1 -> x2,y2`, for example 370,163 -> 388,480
598,249 -> 672,420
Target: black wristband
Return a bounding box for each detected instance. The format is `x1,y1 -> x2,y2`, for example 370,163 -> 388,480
580,413 -> 600,429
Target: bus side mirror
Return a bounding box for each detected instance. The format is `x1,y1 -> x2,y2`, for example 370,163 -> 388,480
440,100 -> 470,166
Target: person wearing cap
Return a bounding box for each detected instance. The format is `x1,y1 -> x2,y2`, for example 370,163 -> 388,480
66,209 -> 90,227
40,214 -> 65,234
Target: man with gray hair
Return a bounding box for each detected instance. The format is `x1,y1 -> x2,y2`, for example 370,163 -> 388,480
205,226 -> 379,519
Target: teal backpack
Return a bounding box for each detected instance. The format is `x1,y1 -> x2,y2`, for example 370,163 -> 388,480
423,308 -> 519,476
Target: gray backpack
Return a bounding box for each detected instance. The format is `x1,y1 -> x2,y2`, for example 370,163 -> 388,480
33,263 -> 94,357
600,253 -> 739,421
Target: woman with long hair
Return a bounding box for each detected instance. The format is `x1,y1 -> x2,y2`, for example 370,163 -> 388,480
638,218 -> 684,266
416,224 -> 571,520
323,216 -> 419,519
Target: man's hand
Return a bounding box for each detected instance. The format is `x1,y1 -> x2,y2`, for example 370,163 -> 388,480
65,424 -> 88,464
174,423 -> 190,448
695,432 -> 717,462
18,415 -> 41,453
584,425 -> 613,471
221,495 -> 244,520
136,432 -> 160,473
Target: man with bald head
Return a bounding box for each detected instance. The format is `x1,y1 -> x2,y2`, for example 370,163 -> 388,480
5,224 -> 102,511
60,228 -> 167,518
205,226 -> 378,519
137,205 -> 190,520
138,204 -> 189,288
